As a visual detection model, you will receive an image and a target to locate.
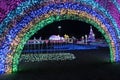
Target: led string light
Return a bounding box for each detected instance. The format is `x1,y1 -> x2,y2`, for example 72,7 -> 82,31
0,0 -> 119,36
0,2 -> 118,74
0,0 -> 119,73
94,0 -> 120,36
0,2 -> 118,70
111,0 -> 120,12
0,0 -> 23,22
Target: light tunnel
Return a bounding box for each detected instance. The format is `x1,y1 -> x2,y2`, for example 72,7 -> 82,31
0,1 -> 120,74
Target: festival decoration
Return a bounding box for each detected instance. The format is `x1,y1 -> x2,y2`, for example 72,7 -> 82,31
0,0 -> 120,74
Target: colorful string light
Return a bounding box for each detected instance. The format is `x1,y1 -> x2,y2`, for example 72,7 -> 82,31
0,1 -> 118,74
0,0 -> 120,75
0,0 -> 119,35
111,0 -> 120,12
95,0 -> 120,30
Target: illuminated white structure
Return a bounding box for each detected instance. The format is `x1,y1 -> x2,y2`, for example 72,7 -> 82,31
49,35 -> 65,41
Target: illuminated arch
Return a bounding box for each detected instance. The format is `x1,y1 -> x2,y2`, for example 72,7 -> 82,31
0,1 -> 120,75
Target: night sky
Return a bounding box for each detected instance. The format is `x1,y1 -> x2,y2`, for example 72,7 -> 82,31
30,20 -> 103,40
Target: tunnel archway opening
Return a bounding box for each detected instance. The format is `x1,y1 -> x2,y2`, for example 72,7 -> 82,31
19,20 -> 110,72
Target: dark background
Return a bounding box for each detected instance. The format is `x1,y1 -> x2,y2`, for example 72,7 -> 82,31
30,20 -> 103,40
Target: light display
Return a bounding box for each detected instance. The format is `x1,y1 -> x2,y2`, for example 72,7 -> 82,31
20,53 -> 76,62
11,9 -> 116,73
0,0 -> 119,35
0,0 -> 120,75
0,0 -> 23,22
95,0 -> 120,30
112,0 -> 120,12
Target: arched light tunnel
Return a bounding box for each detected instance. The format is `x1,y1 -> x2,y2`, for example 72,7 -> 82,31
0,0 -> 120,74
